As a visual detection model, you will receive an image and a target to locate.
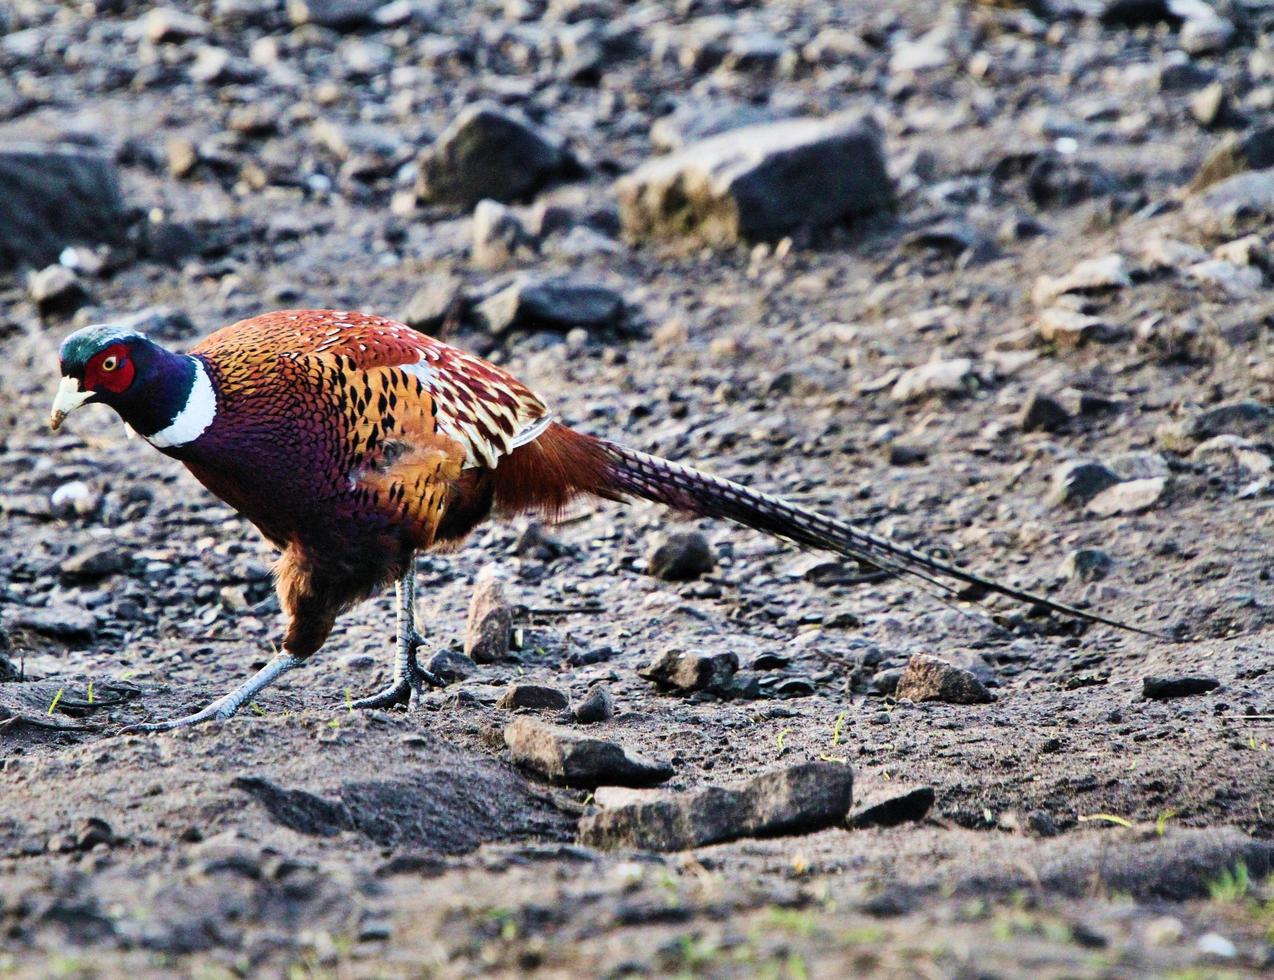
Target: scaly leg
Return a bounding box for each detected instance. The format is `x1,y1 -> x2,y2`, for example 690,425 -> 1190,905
348,569 -> 442,710
122,652 -> 305,733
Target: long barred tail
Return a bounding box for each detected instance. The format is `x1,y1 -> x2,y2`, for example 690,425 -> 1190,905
592,437 -> 1164,639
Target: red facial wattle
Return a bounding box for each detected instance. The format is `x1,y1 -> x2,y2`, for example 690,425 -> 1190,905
83,344 -> 135,393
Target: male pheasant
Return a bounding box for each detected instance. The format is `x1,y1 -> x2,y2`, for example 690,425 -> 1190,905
51,310 -> 1156,730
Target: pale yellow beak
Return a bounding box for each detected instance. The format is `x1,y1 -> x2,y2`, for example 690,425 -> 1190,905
50,376 -> 92,431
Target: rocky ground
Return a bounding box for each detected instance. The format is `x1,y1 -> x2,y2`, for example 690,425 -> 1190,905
2,0 -> 1274,976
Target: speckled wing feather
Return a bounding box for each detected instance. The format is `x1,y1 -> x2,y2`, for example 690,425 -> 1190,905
191,310 -> 553,546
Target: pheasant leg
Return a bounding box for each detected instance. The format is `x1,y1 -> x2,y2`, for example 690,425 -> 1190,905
123,652 -> 305,733
348,569 -> 441,710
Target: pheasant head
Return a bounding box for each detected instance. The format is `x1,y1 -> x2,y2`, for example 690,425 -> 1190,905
51,324 -> 217,446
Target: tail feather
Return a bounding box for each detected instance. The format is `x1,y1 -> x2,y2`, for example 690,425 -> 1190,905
590,436 -> 1166,640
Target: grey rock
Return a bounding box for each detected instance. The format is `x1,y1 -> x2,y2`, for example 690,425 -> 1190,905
400,276 -> 465,332
1189,127 -> 1274,193
1018,391 -> 1070,433
1086,477 -> 1166,517
638,648 -> 737,693
1033,254 -> 1132,307
1187,170 -> 1274,237
61,545 -> 126,581
416,103 -> 577,208
504,718 -> 673,788
496,683 -> 570,712
11,605 -> 96,645
425,649 -> 478,685
0,148 -> 126,272
464,570 -> 513,664
891,358 -> 976,402
848,783 -> 935,829
646,531 -> 714,581
29,265 -> 88,317
472,199 -> 537,269
650,101 -> 792,154
616,113 -> 891,247
579,761 -> 853,851
1179,15 -> 1234,56
895,654 -> 993,705
287,0 -> 384,30
573,683 -> 615,723
1048,461 -> 1123,507
473,275 -> 624,335
1189,83 -> 1229,129
1060,548 -> 1113,583
1158,401 -> 1274,452
1037,308 -> 1124,347
144,8 -> 210,44
1143,675 -> 1220,699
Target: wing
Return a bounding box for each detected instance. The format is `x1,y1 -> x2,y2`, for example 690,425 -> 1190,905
193,309 -> 554,470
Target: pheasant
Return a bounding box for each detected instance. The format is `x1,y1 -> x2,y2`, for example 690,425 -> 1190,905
51,310 -> 1157,731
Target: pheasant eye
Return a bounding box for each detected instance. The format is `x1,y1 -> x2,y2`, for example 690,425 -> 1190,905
101,355 -> 119,372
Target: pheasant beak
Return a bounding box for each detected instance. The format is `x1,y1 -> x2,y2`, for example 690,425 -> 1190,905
50,376 -> 92,431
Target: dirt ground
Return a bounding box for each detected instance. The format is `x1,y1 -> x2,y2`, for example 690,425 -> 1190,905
2,1 -> 1273,977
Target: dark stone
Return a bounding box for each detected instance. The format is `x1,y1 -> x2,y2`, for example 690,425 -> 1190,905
638,649 -> 738,693
573,684 -> 615,723
10,605 -> 96,644
473,275 -> 625,335
0,148 -> 127,271
287,0 -> 384,30
579,761 -> 854,851
1019,391 -> 1070,433
1098,1 -> 1181,29
1048,461 -> 1123,507
1143,676 -> 1221,699
416,103 -> 578,208
646,531 -> 714,581
849,784 -> 935,829
1060,548 -> 1113,583
61,545 -> 127,581
400,276 -> 467,332
496,683 -> 570,711
425,649 -> 478,685
504,718 -> 673,788
74,817 -> 116,850
895,655 -> 993,705
29,265 -> 89,318
464,573 -> 513,664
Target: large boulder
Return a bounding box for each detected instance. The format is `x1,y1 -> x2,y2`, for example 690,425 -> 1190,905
615,113 -> 892,247
0,147 -> 128,272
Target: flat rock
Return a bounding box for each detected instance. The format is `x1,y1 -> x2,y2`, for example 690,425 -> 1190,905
638,648 -> 738,693
646,531 -> 714,581
473,275 -> 624,335
416,102 -> 576,208
895,654 -> 993,705
504,718 -> 673,788
10,605 -> 97,645
1047,461 -> 1123,507
0,147 -> 127,271
1032,254 -> 1131,307
1037,308 -> 1123,347
496,683 -> 570,712
848,783 -> 935,829
615,113 -> 891,247
464,569 -> 513,664
1187,170 -> 1274,237
1085,477 -> 1167,517
425,649 -> 478,685
60,545 -> 126,581
1157,401 -> 1274,452
287,0 -> 384,30
29,265 -> 88,318
579,761 -> 854,851
890,358 -> 976,402
1143,675 -> 1220,699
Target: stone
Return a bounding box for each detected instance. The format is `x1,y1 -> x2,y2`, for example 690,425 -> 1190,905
496,683 -> 570,712
74,817 -> 115,851
473,275 -> 624,335
1032,254 -> 1132,307
1187,170 -> 1274,237
425,649 -> 478,685
890,358 -> 976,402
1018,391 -> 1070,433
1141,236 -> 1209,270
471,199 -> 537,269
1189,83 -> 1229,128
400,276 -> 465,332
1158,401 -> 1273,452
1143,675 -> 1220,699
504,718 -> 673,788
0,148 -> 127,272
11,605 -> 96,645
650,101 -> 791,154
1189,126 -> 1274,193
464,569 -> 513,664
1187,259 -> 1263,299
638,649 -> 738,693
895,654 -> 993,705
615,113 -> 891,247
1037,308 -> 1123,347
287,0 -> 384,30
61,545 -> 126,581
1086,477 -> 1167,517
416,103 -> 577,208
578,761 -> 854,851
1179,15 -> 1234,56
646,531 -> 714,581
29,265 -> 88,317
144,8 -> 209,44
1060,549 -> 1113,583
50,481 -> 99,519
573,684 -> 615,723
1047,461 -> 1122,507
848,783 -> 935,829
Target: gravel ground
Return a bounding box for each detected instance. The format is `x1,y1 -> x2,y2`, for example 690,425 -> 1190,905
2,0 -> 1273,976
